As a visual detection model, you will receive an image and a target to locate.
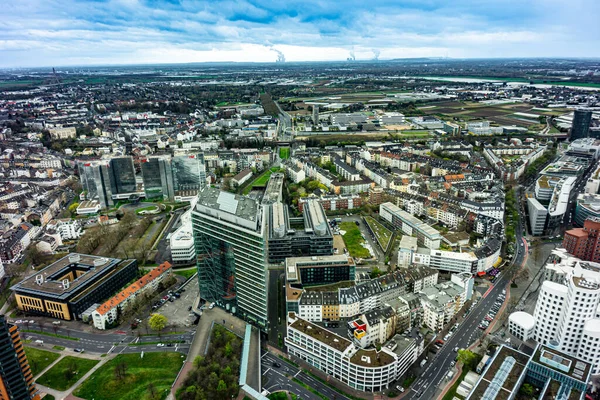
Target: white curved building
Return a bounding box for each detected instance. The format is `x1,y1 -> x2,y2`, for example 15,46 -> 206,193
533,281 -> 568,346
508,311 -> 536,341
579,319 -> 600,374
513,255 -> 600,374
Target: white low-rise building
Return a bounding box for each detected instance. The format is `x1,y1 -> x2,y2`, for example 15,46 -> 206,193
508,311 -> 536,341
286,313 -> 420,392
170,209 -> 196,265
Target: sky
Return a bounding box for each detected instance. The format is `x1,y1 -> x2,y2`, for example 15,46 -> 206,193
1,0 -> 599,68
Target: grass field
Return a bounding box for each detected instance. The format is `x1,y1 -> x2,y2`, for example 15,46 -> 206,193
75,353 -> 183,400
242,167 -> 282,194
173,268 -> 196,280
279,147 -> 290,159
23,347 -> 61,377
37,356 -> 99,391
339,222 -> 371,259
364,217 -> 393,250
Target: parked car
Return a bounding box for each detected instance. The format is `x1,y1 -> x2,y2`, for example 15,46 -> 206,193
396,386 -> 405,393
74,348 -> 84,353
156,343 -> 165,347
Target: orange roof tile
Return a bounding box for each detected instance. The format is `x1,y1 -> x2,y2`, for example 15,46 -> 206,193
95,261 -> 173,315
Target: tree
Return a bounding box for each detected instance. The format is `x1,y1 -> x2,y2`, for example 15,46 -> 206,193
519,383 -> 535,397
457,349 -> 480,371
68,202 -> 79,214
216,379 -> 227,392
149,313 -> 168,335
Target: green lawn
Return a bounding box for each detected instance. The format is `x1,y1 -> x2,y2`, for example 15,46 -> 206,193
75,352 -> 183,400
173,268 -> 196,280
279,147 -> 290,159
339,222 -> 371,258
242,167 -> 282,194
23,347 -> 61,377
37,356 -> 99,391
364,217 -> 393,250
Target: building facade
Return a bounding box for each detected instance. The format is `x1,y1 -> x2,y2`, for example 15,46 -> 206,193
192,187 -> 268,331
0,316 -> 40,400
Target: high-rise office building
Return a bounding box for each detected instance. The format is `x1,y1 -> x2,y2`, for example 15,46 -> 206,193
141,156 -> 174,200
312,105 -> 319,125
109,156 -> 137,195
192,187 -> 268,330
570,109 -> 592,141
78,160 -> 114,209
172,154 -> 206,201
0,315 -> 40,400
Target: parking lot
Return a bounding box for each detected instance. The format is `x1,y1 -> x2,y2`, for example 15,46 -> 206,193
152,277 -> 200,327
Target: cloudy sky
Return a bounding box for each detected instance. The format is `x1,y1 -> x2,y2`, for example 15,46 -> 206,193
1,0 -> 599,67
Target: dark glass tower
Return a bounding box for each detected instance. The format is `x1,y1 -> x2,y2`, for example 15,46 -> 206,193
141,157 -> 174,200
0,315 -> 39,400
109,156 -> 137,194
570,109 -> 592,141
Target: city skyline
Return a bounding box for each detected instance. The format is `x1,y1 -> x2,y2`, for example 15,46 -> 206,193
1,0 -> 599,67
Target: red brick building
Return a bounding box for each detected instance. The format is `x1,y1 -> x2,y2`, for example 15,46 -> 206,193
563,218 -> 600,262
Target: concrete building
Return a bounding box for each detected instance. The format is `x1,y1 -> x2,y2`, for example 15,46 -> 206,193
232,169 -> 253,187
508,311 -> 535,341
192,187 -> 268,331
0,316 -> 40,400
267,200 -> 333,263
527,197 -> 548,236
380,202 -> 442,250
170,208 -> 196,265
11,254 -> 138,321
574,193 -> 600,226
468,344 -> 590,400
286,313 -> 420,392
92,262 -> 172,329
285,255 -> 355,287
563,218 -> 600,262
398,236 -> 418,268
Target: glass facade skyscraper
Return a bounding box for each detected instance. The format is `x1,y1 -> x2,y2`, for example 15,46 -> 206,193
570,109 -> 592,141
78,160 -> 114,209
141,156 -> 174,200
172,154 -> 206,200
109,156 -> 137,194
192,187 -> 268,331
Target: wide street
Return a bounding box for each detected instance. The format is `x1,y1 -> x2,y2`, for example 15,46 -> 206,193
406,218 -> 528,399
261,350 -> 350,400
19,322 -> 194,355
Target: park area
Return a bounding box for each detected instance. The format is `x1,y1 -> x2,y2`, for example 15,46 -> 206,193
75,352 -> 183,400
37,356 -> 99,391
23,347 -> 60,376
279,147 -> 290,159
339,222 -> 371,259
364,216 -> 393,251
242,167 -> 283,194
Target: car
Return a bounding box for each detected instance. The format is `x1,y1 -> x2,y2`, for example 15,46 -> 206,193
52,321 -> 61,325
453,347 -> 459,352
15,320 -> 23,324
209,303 -> 215,309
272,362 -> 281,368
157,343 -> 165,347
35,340 -> 44,344
169,298 -> 174,302
187,306 -> 193,311
396,385 -> 405,393
74,348 -> 84,353
28,320 -> 34,324
167,343 -> 173,347
450,361 -> 455,367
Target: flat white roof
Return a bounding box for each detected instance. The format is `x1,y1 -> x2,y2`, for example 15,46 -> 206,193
509,311 -> 535,330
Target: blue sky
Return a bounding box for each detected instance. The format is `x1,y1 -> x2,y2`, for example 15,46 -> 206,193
1,0 -> 598,67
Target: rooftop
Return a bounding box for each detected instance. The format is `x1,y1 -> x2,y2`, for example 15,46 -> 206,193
533,345 -> 591,381
289,315 -> 352,352
350,348 -> 395,368
12,253 -> 132,299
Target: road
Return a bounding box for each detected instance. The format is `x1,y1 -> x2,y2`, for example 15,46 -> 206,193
261,351 -> 350,400
406,218 -> 528,399
18,322 -> 194,355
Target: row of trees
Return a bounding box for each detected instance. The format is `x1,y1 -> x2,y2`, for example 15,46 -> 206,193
177,325 -> 242,400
